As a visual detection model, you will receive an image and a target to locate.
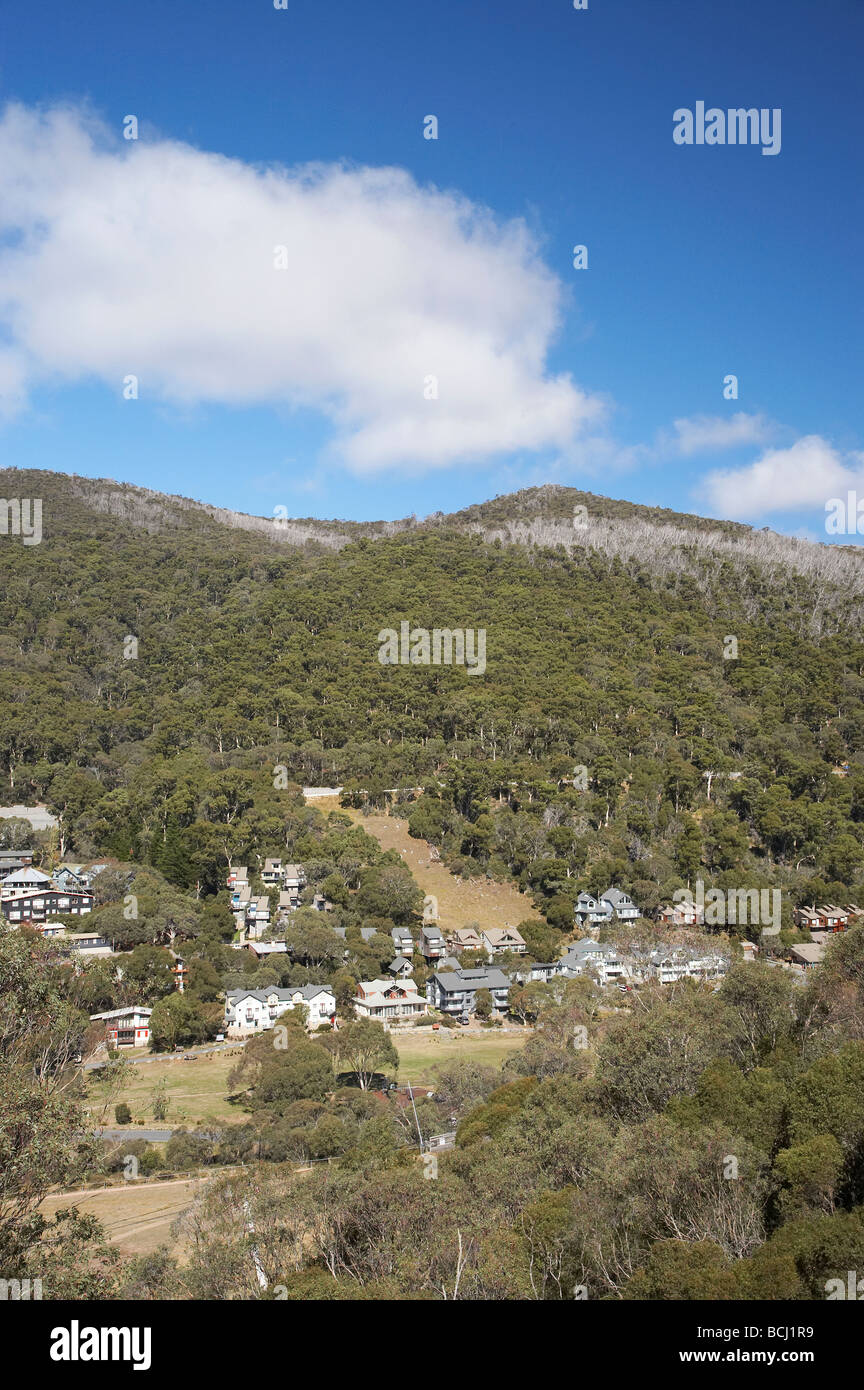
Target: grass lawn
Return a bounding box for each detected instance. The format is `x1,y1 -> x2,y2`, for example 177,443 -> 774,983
392,1028 -> 529,1084
90,1030 -> 530,1126
85,1051 -> 247,1129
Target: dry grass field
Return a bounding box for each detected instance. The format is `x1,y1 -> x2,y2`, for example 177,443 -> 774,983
316,797 -> 542,934
40,1176 -> 203,1258
85,1051 -> 247,1129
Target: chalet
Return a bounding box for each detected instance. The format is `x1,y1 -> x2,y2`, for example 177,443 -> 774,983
657,901 -> 705,928
90,1005 -> 152,1048
787,942 -> 825,970
261,858 -> 283,887
227,866 -> 248,890
574,892 -> 613,927
245,941 -> 288,959
1,887 -> 94,924
391,926 -> 414,956
53,864 -> 91,892
814,904 -> 849,932
482,927 -> 527,955
225,984 -> 336,1036
278,887 -> 302,913
63,931 -> 114,958
793,903 -> 849,933
39,921 -> 70,939
231,882 -> 251,913
354,979 -> 427,1022
426,967 -> 510,1017
529,962 -> 559,982
388,955 -> 414,978
646,947 -> 728,985
0,867 -> 53,897
246,896 -> 271,930
794,905 -> 822,932
0,847 -> 35,871
600,887 -> 640,922
740,940 -> 759,962
311,893 -> 333,912
558,939 -> 626,986
450,927 -> 483,952
420,924 -> 447,960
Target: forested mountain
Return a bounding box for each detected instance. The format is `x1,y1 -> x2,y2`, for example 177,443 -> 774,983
5,467 -> 864,1305
2,466 -> 864,923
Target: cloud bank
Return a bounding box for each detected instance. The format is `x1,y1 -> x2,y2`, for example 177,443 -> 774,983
702,436 -> 864,519
0,103 -> 603,473
671,412 -> 774,456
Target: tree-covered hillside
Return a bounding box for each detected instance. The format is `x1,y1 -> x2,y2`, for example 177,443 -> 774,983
2,468 -> 864,925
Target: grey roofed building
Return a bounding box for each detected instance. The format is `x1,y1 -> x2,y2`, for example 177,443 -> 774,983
574,891 -> 614,926
789,942 -> 825,968
600,887 -> 640,920
388,955 -> 413,976
359,926 -> 378,942
558,939 -> 626,984
420,924 -> 447,958
0,866 -> 53,889
529,962 -> 559,982
426,966 -> 511,1016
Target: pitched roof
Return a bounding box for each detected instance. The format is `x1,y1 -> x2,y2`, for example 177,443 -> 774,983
601,887 -> 634,906
1,867 -> 53,884
483,927 -> 526,945
432,968 -> 510,992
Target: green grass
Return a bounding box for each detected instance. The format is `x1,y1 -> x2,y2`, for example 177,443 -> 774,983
89,1031 -> 530,1126
86,1051 -> 247,1129
392,1029 -> 529,1084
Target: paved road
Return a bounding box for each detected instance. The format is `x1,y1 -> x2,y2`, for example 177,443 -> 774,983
83,1041 -> 241,1072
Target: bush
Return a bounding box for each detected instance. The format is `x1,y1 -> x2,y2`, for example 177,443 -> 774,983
114,1102 -> 132,1125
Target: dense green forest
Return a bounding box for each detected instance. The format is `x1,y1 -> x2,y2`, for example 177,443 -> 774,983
2,467 -> 864,924
4,467 -> 864,1302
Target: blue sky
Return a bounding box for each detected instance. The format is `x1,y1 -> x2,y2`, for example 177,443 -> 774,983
1,0 -> 862,536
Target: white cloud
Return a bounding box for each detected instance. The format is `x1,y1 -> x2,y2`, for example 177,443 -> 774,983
701,436 -> 864,519
670,412 -> 774,455
0,102 -> 604,473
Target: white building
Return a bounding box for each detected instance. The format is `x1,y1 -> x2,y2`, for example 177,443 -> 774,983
354,979 -> 427,1022
225,985 -> 336,1036
481,927 -> 527,955
558,939 -> 627,985
0,867 -> 53,897
600,887 -> 640,922
90,1006 -> 152,1048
